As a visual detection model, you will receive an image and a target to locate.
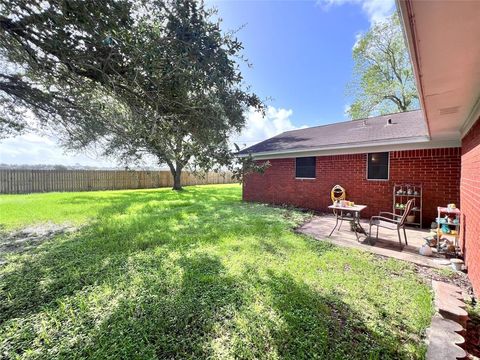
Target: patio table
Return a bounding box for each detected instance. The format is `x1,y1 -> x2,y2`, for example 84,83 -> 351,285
328,204 -> 367,241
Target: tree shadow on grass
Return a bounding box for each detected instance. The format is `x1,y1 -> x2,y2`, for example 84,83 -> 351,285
0,202 -> 252,324
0,184 -> 295,324
69,253 -> 247,359
51,257 -> 422,359
260,270 -> 423,360
0,194 -> 259,358
0,186 -> 427,359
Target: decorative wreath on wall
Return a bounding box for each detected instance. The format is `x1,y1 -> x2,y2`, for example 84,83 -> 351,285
331,184 -> 346,203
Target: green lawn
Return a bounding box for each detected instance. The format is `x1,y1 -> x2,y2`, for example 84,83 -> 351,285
0,184 -> 432,359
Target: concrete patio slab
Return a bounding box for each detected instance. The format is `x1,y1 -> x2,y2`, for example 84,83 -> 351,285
298,215 -> 451,269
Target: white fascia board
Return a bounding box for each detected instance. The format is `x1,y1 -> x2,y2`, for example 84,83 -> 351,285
460,95 -> 480,138
239,138 -> 460,160
397,0 -> 478,142
395,0 -> 431,139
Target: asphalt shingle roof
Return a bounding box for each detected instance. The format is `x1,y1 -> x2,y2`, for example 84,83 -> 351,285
238,110 -> 428,155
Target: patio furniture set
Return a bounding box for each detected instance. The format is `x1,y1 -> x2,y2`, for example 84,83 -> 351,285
327,184 -> 461,254
328,199 -> 414,246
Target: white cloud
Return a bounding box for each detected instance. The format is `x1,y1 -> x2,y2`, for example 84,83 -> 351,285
352,31 -> 363,50
1,106 -> 305,165
318,0 -> 395,24
232,106 -> 306,148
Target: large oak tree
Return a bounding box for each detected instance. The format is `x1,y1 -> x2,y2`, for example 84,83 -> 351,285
0,0 -> 262,189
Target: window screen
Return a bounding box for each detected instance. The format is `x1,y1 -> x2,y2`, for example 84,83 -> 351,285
367,152 -> 389,180
295,157 -> 316,178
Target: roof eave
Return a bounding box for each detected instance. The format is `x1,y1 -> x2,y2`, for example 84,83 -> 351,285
396,0 -> 480,139
236,135 -> 433,158
396,0 -> 431,138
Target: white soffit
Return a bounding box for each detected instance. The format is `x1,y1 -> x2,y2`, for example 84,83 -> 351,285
397,0 -> 480,139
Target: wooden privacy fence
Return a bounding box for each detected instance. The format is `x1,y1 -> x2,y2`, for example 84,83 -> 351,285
0,169 -> 235,194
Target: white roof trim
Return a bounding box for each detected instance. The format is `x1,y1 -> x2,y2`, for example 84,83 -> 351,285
397,0 -> 480,142
396,0 -> 431,138
460,94 -> 480,138
242,139 -> 459,160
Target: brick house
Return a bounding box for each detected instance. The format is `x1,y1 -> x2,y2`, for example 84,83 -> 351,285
239,0 -> 480,296
239,110 -> 460,225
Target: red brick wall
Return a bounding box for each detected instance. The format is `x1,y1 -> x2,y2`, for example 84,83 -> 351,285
243,148 -> 461,227
460,117 -> 480,297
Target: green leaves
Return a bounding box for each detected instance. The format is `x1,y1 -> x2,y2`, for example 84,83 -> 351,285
347,13 -> 419,119
0,0 -> 263,188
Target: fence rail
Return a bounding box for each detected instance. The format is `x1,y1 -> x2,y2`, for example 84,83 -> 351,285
0,169 -> 235,194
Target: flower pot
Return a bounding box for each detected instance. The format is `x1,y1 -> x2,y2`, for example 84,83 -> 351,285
450,259 -> 464,271
419,244 -> 432,256
406,215 -> 415,223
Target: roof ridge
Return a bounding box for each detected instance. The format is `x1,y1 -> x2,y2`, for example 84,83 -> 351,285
237,109 -> 427,155
281,109 -> 422,134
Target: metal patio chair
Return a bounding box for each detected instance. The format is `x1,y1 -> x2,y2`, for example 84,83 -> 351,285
368,199 -> 415,246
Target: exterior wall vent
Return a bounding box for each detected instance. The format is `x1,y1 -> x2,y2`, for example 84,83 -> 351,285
439,106 -> 460,115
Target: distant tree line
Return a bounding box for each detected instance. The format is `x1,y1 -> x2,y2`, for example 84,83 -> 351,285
0,163 -> 165,171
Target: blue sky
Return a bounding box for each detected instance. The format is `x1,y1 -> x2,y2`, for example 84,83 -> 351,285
215,1 -> 368,124
217,0 -> 396,147
0,0 -> 395,166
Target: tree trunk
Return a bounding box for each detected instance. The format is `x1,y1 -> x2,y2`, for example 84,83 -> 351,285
165,158 -> 184,191
172,169 -> 182,191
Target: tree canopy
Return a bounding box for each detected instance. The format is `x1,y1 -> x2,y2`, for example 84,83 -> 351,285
347,13 -> 419,119
0,0 -> 263,189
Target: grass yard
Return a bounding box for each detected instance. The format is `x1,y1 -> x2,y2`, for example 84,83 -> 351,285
0,184 -> 432,359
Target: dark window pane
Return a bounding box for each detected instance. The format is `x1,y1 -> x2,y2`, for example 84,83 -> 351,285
367,152 -> 389,180
296,157 -> 316,178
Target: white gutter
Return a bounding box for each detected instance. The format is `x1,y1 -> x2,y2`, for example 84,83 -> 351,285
460,95 -> 480,137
